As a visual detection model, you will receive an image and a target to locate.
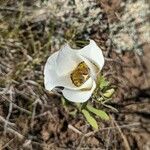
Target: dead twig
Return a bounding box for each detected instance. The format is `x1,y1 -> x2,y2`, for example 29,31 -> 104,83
4,86 -> 13,134
68,124 -> 83,135
84,122 -> 140,137
12,103 -> 32,115
30,99 -> 38,129
7,127 -> 24,139
0,124 -> 24,139
0,116 -> 16,127
111,116 -> 131,150
0,6 -> 33,13
1,138 -> 15,150
1,95 -> 32,115
34,111 -> 53,119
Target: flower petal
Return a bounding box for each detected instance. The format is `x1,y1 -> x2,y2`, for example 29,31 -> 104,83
78,39 -> 105,70
44,52 -> 59,91
44,52 -> 93,91
62,80 -> 96,103
44,40 -> 104,94
56,44 -> 82,76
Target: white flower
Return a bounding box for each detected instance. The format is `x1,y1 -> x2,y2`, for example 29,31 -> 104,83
44,39 -> 104,103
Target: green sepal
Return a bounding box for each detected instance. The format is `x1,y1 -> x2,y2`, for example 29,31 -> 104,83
103,88 -> 115,98
99,76 -> 109,90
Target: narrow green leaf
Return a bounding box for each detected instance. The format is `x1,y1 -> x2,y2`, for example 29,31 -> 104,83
87,105 -> 109,120
103,104 -> 118,112
82,109 -> 98,130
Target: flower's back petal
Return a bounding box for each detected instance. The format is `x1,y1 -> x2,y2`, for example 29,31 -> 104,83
78,39 -> 105,70
62,81 -> 96,103
56,44 -> 82,76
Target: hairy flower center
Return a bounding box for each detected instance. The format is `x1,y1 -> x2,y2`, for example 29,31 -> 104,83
70,62 -> 90,87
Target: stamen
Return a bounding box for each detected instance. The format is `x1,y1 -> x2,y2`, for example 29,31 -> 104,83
70,62 -> 90,87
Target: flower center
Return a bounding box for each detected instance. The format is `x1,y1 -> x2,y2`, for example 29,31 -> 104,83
70,62 -> 90,87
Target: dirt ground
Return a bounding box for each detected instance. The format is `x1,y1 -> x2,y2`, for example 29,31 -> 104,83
0,0 -> 150,150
